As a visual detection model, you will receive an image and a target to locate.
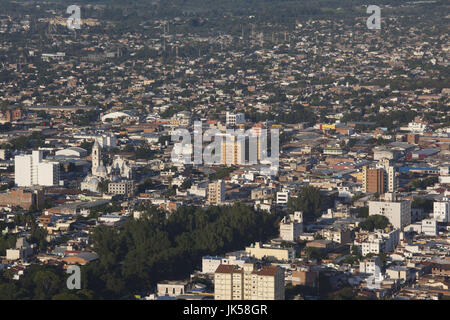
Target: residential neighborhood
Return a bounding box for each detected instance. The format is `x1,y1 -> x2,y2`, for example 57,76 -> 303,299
0,0 -> 448,302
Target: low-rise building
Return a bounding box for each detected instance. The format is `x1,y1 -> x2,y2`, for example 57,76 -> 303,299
279,211 -> 303,241
245,242 -> 295,261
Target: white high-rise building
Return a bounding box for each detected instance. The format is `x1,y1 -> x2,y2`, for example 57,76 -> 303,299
386,165 -> 397,193
433,198 -> 449,223
14,150 -> 59,187
377,158 -> 397,193
369,199 -> 411,229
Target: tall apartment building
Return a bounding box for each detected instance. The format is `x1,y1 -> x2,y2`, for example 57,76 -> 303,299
433,198 -> 449,223
362,166 -> 385,194
251,125 -> 263,163
15,150 -> 59,187
369,199 -> 411,229
380,159 -> 397,193
214,263 -> 285,300
208,180 -> 225,204
362,159 -> 397,193
221,134 -> 246,165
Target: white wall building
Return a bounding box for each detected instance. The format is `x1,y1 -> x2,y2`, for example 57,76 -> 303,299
202,255 -> 248,274
421,219 -> 438,236
15,150 -> 59,187
187,183 -> 207,198
406,121 -> 429,133
433,199 -> 449,223
276,191 -> 289,205
359,257 -> 381,274
369,199 -> 411,229
279,211 -> 303,241
226,112 -> 245,126
360,228 -> 400,256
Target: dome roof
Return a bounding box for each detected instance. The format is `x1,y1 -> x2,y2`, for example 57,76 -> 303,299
89,177 -> 100,184
96,165 -> 106,172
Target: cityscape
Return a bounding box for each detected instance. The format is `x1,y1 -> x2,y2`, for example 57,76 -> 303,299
0,0 -> 449,303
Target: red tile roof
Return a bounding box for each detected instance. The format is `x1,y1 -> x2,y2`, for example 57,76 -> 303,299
215,264 -> 238,274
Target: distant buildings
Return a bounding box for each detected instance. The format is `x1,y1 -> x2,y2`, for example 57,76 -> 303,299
323,145 -> 345,156
74,133 -> 117,148
6,238 -> 34,261
0,107 -> 22,123
357,228 -> 400,256
14,150 -> 60,187
400,119 -> 429,133
291,268 -> 319,287
320,226 -> 352,244
214,263 -> 285,300
421,219 -> 438,236
101,111 -> 137,123
157,281 -> 187,297
0,189 -> 44,210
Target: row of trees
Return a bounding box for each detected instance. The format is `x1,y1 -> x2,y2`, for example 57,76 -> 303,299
74,203 -> 281,299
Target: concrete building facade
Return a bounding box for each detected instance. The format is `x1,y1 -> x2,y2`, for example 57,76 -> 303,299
214,263 -> 285,300
14,150 -> 59,187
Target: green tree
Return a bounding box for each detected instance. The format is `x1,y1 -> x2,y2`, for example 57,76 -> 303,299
287,186 -> 323,223
33,270 -> 61,300
360,215 -> 390,232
